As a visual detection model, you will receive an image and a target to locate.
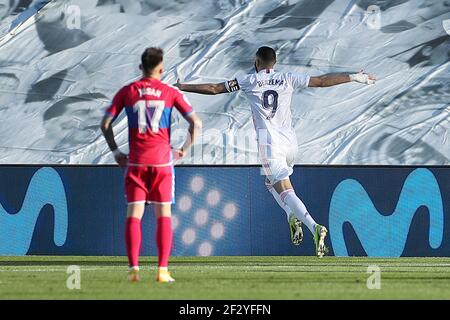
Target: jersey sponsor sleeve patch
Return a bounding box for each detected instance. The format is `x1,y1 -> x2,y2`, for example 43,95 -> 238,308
225,78 -> 241,92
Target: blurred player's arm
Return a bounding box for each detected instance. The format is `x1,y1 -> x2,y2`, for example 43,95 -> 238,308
171,88 -> 203,160
309,71 -> 376,87
174,79 -> 228,95
173,112 -> 203,159
100,115 -> 128,167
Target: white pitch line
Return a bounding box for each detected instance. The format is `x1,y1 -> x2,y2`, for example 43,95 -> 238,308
1,264 -> 450,273
0,268 -> 116,272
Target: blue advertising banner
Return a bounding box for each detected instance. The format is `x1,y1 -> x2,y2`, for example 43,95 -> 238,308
0,166 -> 448,257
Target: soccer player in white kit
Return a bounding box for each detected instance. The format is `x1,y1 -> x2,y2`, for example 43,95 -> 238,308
175,46 -> 376,257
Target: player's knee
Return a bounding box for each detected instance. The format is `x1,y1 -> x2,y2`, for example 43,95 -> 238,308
273,178 -> 293,194
153,203 -> 172,218
126,203 -> 145,219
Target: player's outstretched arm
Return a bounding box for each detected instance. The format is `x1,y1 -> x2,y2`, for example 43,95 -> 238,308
308,71 -> 376,87
100,115 -> 128,167
174,79 -> 228,95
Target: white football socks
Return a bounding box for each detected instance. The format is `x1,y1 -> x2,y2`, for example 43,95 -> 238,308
280,189 -> 317,234
266,181 -> 291,221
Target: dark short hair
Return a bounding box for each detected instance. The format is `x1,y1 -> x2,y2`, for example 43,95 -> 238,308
141,47 -> 164,73
256,46 -> 276,64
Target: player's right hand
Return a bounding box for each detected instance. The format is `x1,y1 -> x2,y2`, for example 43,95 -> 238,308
173,79 -> 182,90
113,149 -> 128,167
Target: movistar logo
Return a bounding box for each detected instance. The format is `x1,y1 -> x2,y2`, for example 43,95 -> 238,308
0,168 -> 68,255
329,169 -> 444,257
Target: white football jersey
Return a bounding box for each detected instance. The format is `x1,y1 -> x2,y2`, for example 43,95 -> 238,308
225,69 -> 310,149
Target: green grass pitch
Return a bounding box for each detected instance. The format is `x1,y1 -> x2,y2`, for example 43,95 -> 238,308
1,256 -> 450,299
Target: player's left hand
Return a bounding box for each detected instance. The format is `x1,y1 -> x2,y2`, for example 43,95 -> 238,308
350,70 -> 377,85
113,149 -> 128,167
172,148 -> 186,163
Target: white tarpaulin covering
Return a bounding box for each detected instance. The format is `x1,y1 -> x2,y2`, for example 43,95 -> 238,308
0,0 -> 449,164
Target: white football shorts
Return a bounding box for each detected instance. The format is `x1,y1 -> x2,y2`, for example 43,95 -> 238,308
258,138 -> 298,185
